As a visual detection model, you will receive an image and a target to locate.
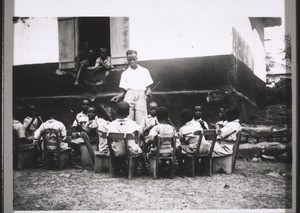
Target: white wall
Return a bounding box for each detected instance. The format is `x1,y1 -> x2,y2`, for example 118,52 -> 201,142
232,18 -> 266,81
13,17 -> 59,65
13,16 -> 268,83
129,17 -> 233,61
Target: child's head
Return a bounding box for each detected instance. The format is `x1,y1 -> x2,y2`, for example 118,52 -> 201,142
180,109 -> 194,125
194,105 -> 203,119
218,107 -> 226,120
43,107 -> 55,121
87,105 -> 97,120
224,107 -> 240,122
148,101 -> 158,117
155,106 -> 169,123
26,104 -> 38,117
116,101 -> 130,118
81,99 -> 90,113
99,48 -> 109,59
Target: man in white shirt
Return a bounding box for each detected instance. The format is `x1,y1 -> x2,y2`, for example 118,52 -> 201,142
111,50 -> 153,125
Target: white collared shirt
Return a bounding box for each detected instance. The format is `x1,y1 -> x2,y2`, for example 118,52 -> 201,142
220,119 -> 241,141
72,111 -> 99,127
193,118 -> 209,130
119,65 -> 153,91
34,119 -> 67,140
140,114 -> 158,132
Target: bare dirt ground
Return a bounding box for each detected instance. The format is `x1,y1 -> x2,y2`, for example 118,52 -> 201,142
13,158 -> 292,211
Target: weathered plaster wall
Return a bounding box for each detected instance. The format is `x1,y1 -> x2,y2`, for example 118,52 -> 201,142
232,18 -> 266,82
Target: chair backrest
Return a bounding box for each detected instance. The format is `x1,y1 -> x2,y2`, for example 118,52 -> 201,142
194,129 -> 221,157
41,128 -> 61,152
98,131 -> 108,138
106,132 -> 137,159
231,131 -> 242,171
154,134 -> 177,159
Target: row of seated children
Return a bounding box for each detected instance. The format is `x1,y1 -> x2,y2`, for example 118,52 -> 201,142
13,98 -> 241,172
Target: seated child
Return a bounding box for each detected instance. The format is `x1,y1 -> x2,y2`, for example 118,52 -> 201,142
146,106 -> 180,156
13,106 -> 35,150
214,107 -> 228,129
81,105 -> 101,141
212,107 -> 242,157
140,101 -> 159,136
33,107 -> 68,151
178,109 -> 210,155
74,41 -> 96,85
23,104 -> 43,142
107,101 -> 142,157
71,99 -> 99,142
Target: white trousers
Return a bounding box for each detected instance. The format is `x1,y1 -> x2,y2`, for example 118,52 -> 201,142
124,90 -> 147,125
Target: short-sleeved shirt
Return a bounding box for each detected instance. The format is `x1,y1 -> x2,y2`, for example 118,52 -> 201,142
94,56 -> 113,70
148,124 -> 178,155
179,120 -> 203,143
34,119 -> 68,151
107,118 -> 141,157
139,114 -> 159,133
220,119 -> 241,141
97,118 -> 110,132
193,118 -> 209,130
179,120 -> 210,154
119,65 -> 153,91
107,118 -> 140,133
34,119 -> 67,140
72,112 -> 99,127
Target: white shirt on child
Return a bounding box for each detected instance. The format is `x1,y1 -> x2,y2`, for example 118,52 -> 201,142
34,119 -> 68,151
107,118 -> 142,157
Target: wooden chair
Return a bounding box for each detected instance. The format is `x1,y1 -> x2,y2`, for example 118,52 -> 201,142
107,132 -> 139,179
13,130 -> 36,170
81,131 -> 99,168
41,128 -> 71,170
148,134 -> 176,179
93,131 -> 110,173
179,129 -> 220,177
212,132 -> 242,174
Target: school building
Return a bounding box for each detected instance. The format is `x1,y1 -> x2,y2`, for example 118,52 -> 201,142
13,16 -> 281,126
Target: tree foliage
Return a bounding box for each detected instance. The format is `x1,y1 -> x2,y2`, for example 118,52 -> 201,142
266,78 -> 292,105
265,52 -> 275,72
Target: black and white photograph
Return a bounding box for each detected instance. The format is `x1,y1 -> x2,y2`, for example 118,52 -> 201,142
3,0 -> 297,212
